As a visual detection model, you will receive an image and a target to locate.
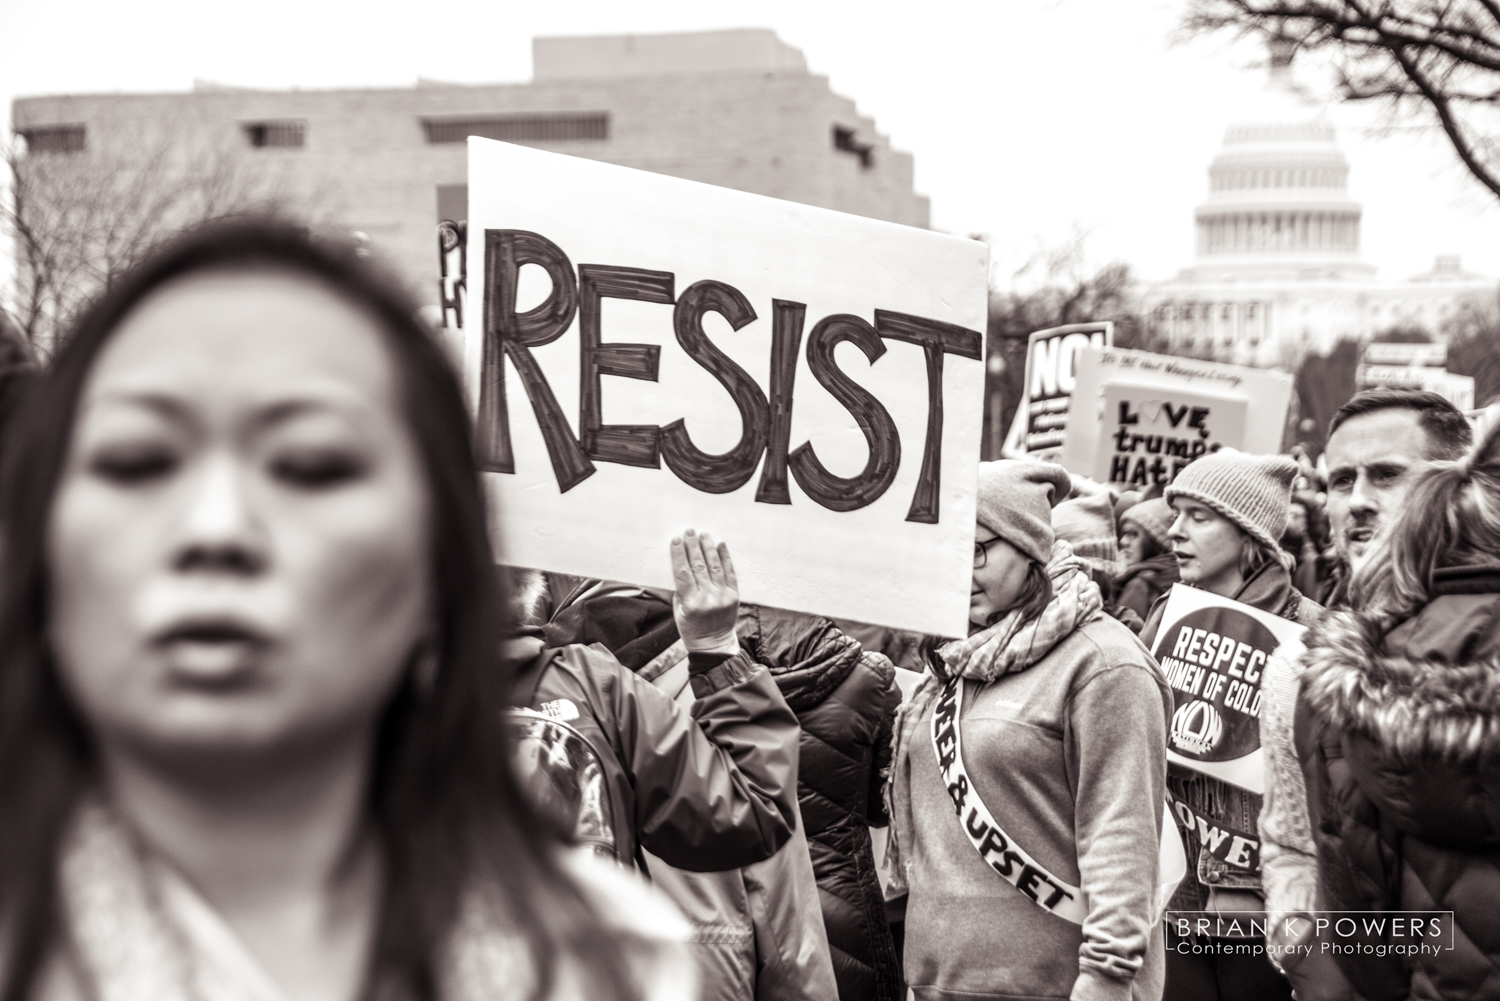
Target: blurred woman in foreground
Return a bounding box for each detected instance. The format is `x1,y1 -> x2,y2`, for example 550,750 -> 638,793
0,220 -> 688,1000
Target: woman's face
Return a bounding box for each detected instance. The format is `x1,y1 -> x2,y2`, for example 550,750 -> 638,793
970,529 -> 1031,628
1168,498 -> 1246,596
47,269 -> 432,768
1119,524 -> 1147,567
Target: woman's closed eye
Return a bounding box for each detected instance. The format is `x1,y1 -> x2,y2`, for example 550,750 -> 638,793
89,442 -> 180,485
270,448 -> 368,488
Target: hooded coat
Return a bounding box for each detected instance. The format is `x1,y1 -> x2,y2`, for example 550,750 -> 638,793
535,579 -> 897,1001
1294,563 -> 1500,1001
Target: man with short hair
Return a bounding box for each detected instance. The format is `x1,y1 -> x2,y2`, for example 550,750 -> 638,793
1258,389 -> 1472,998
1319,389 -> 1473,603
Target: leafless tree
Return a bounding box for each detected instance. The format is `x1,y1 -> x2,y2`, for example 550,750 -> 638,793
1443,288 -> 1500,404
2,128 -> 299,354
1183,0 -> 1500,201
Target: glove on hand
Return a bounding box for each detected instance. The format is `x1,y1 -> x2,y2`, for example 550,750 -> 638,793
670,528 -> 740,656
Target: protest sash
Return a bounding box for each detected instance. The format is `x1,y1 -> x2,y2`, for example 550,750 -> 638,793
931,675 -> 1185,926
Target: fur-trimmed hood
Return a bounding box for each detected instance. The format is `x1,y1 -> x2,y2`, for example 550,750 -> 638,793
1298,590 -> 1500,849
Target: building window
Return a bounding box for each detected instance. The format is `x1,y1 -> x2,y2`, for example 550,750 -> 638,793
19,124 -> 86,153
832,125 -> 873,168
243,121 -> 306,148
421,113 -> 609,144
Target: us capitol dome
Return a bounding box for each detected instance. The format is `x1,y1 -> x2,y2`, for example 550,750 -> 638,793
1148,42 -> 1493,367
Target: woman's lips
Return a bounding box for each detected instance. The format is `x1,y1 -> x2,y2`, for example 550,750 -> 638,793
152,620 -> 271,687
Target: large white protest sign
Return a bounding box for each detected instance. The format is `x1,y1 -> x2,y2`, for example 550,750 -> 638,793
465,138 -> 988,637
1001,322 -> 1113,460
1059,347 -> 1292,487
1148,584 -> 1305,794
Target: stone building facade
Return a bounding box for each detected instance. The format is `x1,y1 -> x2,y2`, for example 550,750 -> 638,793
11,29 -> 929,312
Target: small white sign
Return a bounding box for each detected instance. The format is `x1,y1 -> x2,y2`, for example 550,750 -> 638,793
1059,347 -> 1293,486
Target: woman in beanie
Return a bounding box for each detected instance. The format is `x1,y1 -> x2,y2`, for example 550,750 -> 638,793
1138,451 -> 1322,1001
1114,498 -> 1179,624
885,460 -> 1173,1001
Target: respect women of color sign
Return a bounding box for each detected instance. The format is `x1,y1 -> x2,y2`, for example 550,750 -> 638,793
464,139 -> 989,637
1147,584 -> 1305,793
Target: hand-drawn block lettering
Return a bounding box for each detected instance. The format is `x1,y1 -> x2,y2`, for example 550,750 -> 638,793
479,230 -> 593,492
753,300 -> 806,505
577,265 -> 674,468
874,310 -> 983,524
661,280 -> 770,493
788,314 -> 900,512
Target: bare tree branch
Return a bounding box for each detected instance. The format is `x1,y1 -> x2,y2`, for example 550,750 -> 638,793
2,127 -> 301,353
1183,0 -> 1500,204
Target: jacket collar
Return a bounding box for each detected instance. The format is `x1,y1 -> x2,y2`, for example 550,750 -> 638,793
1230,558 -> 1295,615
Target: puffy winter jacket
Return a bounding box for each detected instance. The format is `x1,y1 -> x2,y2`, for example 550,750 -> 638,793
510,632 -> 800,872
737,606 -> 904,1001
1295,563 -> 1500,1001
531,581 -> 840,1001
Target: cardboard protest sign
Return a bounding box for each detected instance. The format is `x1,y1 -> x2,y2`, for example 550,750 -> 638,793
464,138 -> 988,637
1148,584 -> 1306,793
1059,348 -> 1292,488
1002,322 -> 1113,460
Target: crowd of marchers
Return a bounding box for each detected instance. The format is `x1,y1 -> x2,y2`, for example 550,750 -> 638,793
0,218 -> 1492,1001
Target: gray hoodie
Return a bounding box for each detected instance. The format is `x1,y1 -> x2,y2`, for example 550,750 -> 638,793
900,613 -> 1172,1001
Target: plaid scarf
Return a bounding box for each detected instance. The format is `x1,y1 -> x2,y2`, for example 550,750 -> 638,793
882,541 -> 1103,897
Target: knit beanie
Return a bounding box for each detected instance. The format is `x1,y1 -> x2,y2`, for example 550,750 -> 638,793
1120,497 -> 1175,551
974,460 -> 1072,565
1165,449 -> 1297,555
1052,490 -> 1119,569
1113,490 -> 1144,522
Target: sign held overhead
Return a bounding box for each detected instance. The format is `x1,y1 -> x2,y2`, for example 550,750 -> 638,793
464,138 -> 989,637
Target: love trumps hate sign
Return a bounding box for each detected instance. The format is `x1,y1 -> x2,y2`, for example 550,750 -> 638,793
463,139 -> 989,637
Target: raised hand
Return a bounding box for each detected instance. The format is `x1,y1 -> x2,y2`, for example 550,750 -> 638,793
670,528 -> 740,655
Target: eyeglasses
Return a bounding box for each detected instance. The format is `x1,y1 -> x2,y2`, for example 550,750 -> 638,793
974,537 -> 1004,568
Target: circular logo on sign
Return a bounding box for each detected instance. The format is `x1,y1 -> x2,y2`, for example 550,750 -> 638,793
1171,700 -> 1224,756
1153,606 -> 1279,761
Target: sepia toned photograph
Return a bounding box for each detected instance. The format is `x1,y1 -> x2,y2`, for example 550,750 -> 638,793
1,2 -> 1497,999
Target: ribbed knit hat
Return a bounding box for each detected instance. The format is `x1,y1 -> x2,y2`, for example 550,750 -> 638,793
1120,497 -> 1175,551
1165,449 -> 1297,555
974,460 -> 1072,565
1052,490 -> 1118,569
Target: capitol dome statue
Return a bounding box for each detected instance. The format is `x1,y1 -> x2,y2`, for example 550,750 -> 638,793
1149,40 -> 1490,367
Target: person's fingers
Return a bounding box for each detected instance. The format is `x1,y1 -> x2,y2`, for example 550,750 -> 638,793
684,528 -> 710,583
718,541 -> 738,592
670,535 -> 693,588
701,532 -> 725,582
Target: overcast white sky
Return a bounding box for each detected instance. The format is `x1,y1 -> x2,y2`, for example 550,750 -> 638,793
3,0 -> 1498,293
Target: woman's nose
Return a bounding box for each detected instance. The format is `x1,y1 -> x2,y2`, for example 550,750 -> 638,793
1167,514 -> 1187,542
173,454 -> 267,574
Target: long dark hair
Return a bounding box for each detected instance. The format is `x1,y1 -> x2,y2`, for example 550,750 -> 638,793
0,219 -> 634,1001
